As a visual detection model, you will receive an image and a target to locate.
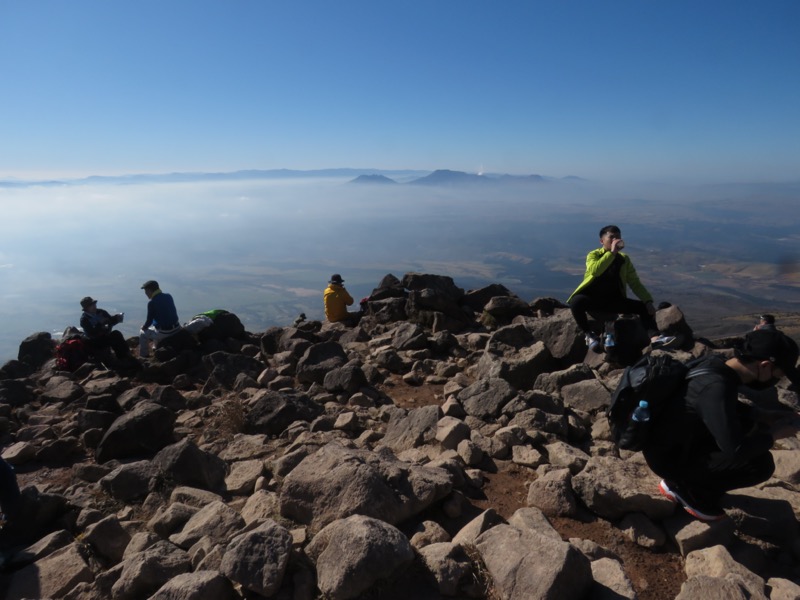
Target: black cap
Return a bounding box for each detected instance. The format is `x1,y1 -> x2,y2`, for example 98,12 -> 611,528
141,280 -> 159,290
329,274 -> 344,285
80,296 -> 97,309
742,329 -> 800,386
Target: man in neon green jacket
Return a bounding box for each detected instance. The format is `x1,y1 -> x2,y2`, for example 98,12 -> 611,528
568,225 -> 676,352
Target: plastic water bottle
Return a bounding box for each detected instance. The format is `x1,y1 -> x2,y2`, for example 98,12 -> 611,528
619,400 -> 651,450
631,400 -> 651,422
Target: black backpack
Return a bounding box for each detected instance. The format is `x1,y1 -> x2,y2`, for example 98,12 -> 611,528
607,354 -> 713,451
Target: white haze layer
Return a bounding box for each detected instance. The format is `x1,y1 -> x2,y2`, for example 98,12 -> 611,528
1,177 -> 798,362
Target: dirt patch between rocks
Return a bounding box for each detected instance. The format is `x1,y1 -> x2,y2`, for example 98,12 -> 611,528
475,462 -> 686,600
378,383 -> 688,600
380,376 -> 445,409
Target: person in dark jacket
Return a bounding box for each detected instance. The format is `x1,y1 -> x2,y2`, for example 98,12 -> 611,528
79,296 -> 131,361
139,280 -> 181,358
644,328 -> 800,521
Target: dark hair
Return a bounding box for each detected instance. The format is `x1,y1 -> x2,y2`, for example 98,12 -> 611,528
599,225 -> 621,238
760,314 -> 775,325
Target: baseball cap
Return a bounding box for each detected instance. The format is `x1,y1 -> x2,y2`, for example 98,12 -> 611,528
741,329 -> 800,386
141,280 -> 159,290
80,296 -> 97,309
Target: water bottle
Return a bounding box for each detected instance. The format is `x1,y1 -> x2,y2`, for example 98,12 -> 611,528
631,400 -> 651,422
619,400 -> 651,450
604,321 -> 616,350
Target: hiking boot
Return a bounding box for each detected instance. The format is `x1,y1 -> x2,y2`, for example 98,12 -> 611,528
585,333 -> 603,354
651,334 -> 679,349
659,479 -> 725,522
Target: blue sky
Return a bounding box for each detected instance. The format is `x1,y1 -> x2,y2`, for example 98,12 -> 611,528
1,1 -> 798,182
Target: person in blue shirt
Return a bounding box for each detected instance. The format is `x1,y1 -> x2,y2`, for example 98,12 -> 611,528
138,280 -> 181,358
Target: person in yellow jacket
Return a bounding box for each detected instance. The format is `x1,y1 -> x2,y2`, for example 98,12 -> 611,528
568,225 -> 676,352
324,274 -> 362,326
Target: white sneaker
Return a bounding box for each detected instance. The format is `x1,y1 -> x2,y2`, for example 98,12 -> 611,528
652,334 -> 678,349
585,333 -> 602,353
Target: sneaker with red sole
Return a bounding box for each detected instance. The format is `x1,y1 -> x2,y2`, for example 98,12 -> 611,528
659,479 -> 726,522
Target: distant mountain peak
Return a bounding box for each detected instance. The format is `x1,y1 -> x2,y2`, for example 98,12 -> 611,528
349,174 -> 397,184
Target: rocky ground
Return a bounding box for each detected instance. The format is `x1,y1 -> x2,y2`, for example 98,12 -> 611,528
0,272 -> 799,600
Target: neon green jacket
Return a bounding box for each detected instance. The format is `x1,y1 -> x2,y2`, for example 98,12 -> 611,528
567,248 -> 653,304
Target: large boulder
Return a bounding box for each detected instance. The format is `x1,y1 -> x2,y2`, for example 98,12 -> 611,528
306,515 -> 414,600
17,332 -> 54,369
245,389 -> 324,436
475,524 -> 593,600
111,540 -> 192,600
457,378 -> 516,419
296,341 -> 348,384
380,405 -> 441,452
279,443 -> 453,532
153,439 -> 228,492
220,520 -> 293,597
571,456 -> 676,520
95,402 -> 176,463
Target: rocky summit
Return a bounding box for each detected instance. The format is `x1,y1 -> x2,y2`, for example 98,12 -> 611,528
1,271 -> 799,600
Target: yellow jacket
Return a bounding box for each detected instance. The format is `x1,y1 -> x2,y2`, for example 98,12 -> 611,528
324,284 -> 354,322
567,248 -> 653,304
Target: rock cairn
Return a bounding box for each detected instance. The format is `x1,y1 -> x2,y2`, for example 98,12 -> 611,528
0,272 -> 799,600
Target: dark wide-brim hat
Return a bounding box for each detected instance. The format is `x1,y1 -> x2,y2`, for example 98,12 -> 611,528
329,274 -> 344,285
80,296 -> 97,309
742,329 -> 800,386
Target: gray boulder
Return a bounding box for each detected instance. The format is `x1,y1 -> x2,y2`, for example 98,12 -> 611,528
380,405 -> 441,452
95,401 -> 175,463
296,341 -> 348,384
153,439 -> 227,492
279,443 -> 453,531
306,514 -> 414,600
100,460 -> 163,502
220,520 -> 293,597
150,571 -> 238,600
475,524 -> 592,600
111,540 -> 191,600
245,389 -> 323,436
571,456 -> 675,520
457,377 -> 516,419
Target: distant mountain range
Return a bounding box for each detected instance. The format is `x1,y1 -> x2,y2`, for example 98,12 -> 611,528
0,168 -> 584,188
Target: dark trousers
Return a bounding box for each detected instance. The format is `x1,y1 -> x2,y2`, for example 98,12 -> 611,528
569,294 -> 659,337
644,433 -> 775,502
89,330 -> 130,360
0,458 -> 21,519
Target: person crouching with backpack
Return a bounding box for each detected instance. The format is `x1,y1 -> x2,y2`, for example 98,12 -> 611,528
79,296 -> 133,365
644,329 -> 800,522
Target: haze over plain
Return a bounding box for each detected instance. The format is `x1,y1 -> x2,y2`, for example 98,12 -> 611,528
1,2 -> 798,360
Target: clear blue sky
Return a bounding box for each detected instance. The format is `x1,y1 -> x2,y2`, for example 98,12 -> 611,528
1,1 -> 798,182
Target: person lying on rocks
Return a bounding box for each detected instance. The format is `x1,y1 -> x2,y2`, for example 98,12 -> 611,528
567,224 -> 677,352
139,280 -> 181,358
79,296 -> 134,366
645,329 -> 800,522
324,274 -> 362,326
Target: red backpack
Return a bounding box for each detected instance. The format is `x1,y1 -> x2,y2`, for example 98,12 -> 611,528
55,338 -> 89,372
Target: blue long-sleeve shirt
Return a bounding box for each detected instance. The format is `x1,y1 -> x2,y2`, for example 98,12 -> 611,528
142,291 -> 179,331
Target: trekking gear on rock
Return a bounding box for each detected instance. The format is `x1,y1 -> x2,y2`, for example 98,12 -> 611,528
55,337 -> 89,372
608,354 -> 712,451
